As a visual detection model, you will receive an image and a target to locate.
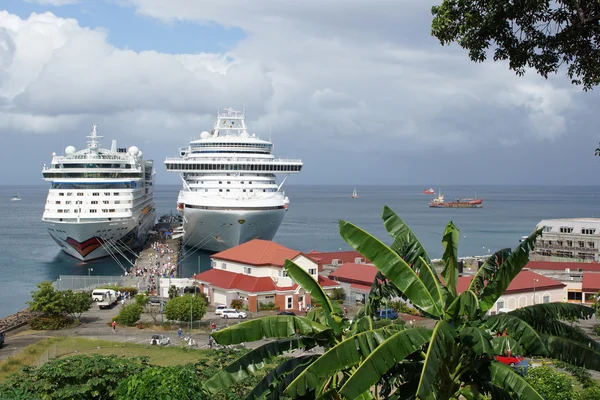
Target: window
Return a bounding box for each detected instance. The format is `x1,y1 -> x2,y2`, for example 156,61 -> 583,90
91,201 -> 98,204
497,300 -> 505,311
308,268 -> 317,275
560,226 -> 574,233
58,193 -> 64,196
244,267 -> 252,275
543,295 -> 550,303
543,226 -> 552,232
582,228 -> 596,235
66,192 -> 72,196
92,192 -> 99,196
286,296 -> 293,310
279,270 -> 287,277
77,192 -> 84,196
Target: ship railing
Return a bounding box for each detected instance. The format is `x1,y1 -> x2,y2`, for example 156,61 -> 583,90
536,243 -> 596,251
164,157 -> 302,163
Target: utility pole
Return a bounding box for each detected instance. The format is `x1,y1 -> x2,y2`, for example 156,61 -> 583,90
533,279 -> 539,305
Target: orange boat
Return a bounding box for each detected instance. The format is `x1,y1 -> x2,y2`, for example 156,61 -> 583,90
429,192 -> 483,208
424,188 -> 435,195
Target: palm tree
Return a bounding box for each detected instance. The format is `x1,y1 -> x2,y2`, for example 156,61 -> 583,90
208,206 -> 600,399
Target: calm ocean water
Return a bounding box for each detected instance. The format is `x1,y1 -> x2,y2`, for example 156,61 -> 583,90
1,184 -> 599,318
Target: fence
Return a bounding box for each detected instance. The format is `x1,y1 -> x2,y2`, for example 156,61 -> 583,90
53,275 -> 125,292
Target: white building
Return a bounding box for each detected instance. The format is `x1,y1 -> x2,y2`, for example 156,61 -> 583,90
534,218 -> 600,262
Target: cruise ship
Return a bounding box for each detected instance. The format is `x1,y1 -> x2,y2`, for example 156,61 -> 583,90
165,107 -> 303,252
42,125 -> 155,261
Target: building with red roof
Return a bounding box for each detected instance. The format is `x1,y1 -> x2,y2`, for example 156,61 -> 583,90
193,239 -> 339,312
307,250 -> 369,272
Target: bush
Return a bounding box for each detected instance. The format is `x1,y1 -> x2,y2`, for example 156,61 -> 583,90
580,386 -> 600,400
30,314 -> 72,330
593,324 -> 600,336
554,360 -> 594,388
135,294 -> 149,307
390,301 -> 420,316
230,299 -> 244,310
331,288 -> 346,301
163,294 -> 206,322
525,365 -> 577,400
98,286 -> 138,296
115,304 -> 143,326
258,302 -> 279,311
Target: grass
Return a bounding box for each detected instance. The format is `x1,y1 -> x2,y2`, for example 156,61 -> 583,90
0,336 -> 211,382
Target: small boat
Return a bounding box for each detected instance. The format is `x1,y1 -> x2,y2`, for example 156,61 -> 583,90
424,187 -> 435,195
429,190 -> 483,208
10,193 -> 21,202
351,188 -> 359,199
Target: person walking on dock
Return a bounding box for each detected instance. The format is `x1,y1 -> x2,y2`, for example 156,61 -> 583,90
112,320 -> 116,333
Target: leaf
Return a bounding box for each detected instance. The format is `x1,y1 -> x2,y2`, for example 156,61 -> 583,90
485,314 -> 546,355
285,260 -> 342,316
441,221 -> 460,297
489,362 -> 543,399
508,302 -> 595,323
285,325 -> 406,397
245,355 -> 318,400
468,248 -> 512,296
211,316 -> 331,345
416,320 -> 458,399
478,228 -> 543,312
416,256 -> 446,318
203,337 -> 317,394
491,336 -> 524,356
382,206 -> 432,267
456,385 -> 486,400
543,334 -> 600,371
339,220 -> 444,317
339,328 -> 432,399
445,290 -> 480,321
459,327 -> 493,356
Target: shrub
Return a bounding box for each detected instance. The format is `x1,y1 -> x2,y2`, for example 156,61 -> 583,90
554,359 -> 594,388
258,302 -> 279,311
525,365 -> 577,400
30,314 -> 72,330
580,386 -> 600,400
163,294 -> 206,322
593,324 -> 600,336
115,304 -> 143,326
97,286 -> 138,296
230,299 -> 244,310
135,294 -> 149,307
331,288 -> 346,301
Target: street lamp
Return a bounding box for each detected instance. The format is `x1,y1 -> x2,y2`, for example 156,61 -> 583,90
88,267 -> 93,276
533,279 -> 539,305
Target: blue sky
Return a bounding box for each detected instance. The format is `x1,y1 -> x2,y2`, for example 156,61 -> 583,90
0,0 -> 599,186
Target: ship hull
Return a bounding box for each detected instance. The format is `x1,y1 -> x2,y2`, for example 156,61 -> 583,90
181,207 -> 286,252
429,203 -> 483,208
44,210 -> 155,261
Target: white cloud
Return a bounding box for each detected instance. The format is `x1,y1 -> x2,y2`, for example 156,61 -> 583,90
0,1 -> 593,162
24,0 -> 79,6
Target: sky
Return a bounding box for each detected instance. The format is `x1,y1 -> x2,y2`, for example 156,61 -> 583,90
0,0 -> 599,186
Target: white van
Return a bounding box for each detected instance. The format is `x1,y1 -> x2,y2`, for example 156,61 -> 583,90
97,290 -> 118,309
92,289 -> 111,302
215,305 -> 227,315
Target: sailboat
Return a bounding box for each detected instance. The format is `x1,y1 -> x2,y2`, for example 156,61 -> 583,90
10,192 -> 21,202
351,188 -> 359,199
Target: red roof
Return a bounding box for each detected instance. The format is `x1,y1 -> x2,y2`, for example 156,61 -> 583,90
456,270 -> 565,294
307,250 -> 368,265
583,273 -> 600,292
318,275 -> 341,288
193,269 -> 277,293
526,260 -> 600,272
329,263 -> 378,286
350,283 -> 372,292
212,239 -> 305,267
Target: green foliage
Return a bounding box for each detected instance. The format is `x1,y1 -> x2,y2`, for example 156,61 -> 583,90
230,299 -> 243,310
390,300 -> 420,316
168,285 -> 178,300
163,294 -> 206,322
116,364 -> 204,400
115,304 -> 143,326
331,287 -> 346,301
593,324 -> 600,336
29,314 -> 72,330
430,0 -> 600,90
258,301 -> 278,311
554,359 -> 595,388
61,290 -> 93,319
98,286 -> 138,296
525,365 -> 577,400
28,281 -> 63,315
580,386 -> 600,400
0,354 -> 149,399
135,294 -> 149,307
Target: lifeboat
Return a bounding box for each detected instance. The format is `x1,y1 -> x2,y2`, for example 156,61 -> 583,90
424,188 -> 435,195
177,203 -> 184,211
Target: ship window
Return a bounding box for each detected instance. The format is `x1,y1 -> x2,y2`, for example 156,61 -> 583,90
59,193 -> 64,196
226,189 -> 230,192
105,192 -> 110,196
243,189 -> 246,192
579,241 -> 585,247
589,242 -> 595,248
114,193 -> 119,196
90,209 -> 97,213
55,201 -> 60,204
249,182 -> 252,184
263,189 -> 266,192
219,181 -> 222,184
103,201 -> 109,204
250,189 -> 253,192
93,192 -> 99,196
67,193 -> 72,196
227,181 -> 230,184
65,201 -> 71,204
77,192 -> 84,196
91,201 -> 98,204
109,209 -> 115,212
219,189 -> 223,192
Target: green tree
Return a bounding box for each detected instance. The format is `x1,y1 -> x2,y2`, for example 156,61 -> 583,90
431,0 -> 600,90
525,365 -> 577,400
28,281 -> 63,315
115,304 -> 143,326
331,287 -> 346,301
61,290 -> 92,319
168,285 -> 178,299
135,293 -> 149,307
116,365 -> 203,400
163,294 -> 206,322
208,206 -> 600,399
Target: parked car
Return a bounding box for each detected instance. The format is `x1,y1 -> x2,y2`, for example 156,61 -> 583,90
221,309 -> 247,319
0,331 -> 4,348
215,305 -> 227,315
148,296 -> 162,306
377,309 -> 399,320
150,334 -> 170,346
494,354 -> 524,366
278,311 -> 296,316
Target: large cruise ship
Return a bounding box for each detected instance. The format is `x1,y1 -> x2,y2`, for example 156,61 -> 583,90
42,125 -> 155,261
165,107 -> 303,252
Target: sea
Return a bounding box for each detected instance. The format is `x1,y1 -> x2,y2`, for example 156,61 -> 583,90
1,184 -> 599,319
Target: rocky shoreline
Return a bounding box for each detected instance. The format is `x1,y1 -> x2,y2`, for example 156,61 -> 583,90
0,309 -> 35,332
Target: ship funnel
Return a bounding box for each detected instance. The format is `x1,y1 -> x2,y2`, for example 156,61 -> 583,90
111,140 -> 117,152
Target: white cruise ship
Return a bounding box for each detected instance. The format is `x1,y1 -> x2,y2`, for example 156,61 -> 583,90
42,125 -> 155,261
165,107 -> 303,252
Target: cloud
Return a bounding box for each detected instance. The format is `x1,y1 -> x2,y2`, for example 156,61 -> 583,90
0,3 -> 598,186
24,0 -> 79,6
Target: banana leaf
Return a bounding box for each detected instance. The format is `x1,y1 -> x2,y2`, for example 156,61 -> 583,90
445,290 -> 480,322
285,325 -> 407,397
508,302 -> 595,323
489,362 -> 543,399
456,385 -> 486,400
338,328 -> 432,399
285,259 -> 342,316
484,314 -> 546,355
339,220 -> 444,317
416,320 -> 458,399
458,327 -> 494,356
382,206 -> 432,267
491,336 -> 524,356
520,317 -> 600,351
204,337 -> 317,394
478,228 -> 543,312
468,248 -> 511,296
245,355 -> 319,400
417,256 -> 448,319
211,316 -> 331,345
542,334 -> 600,371
441,220 -> 460,298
